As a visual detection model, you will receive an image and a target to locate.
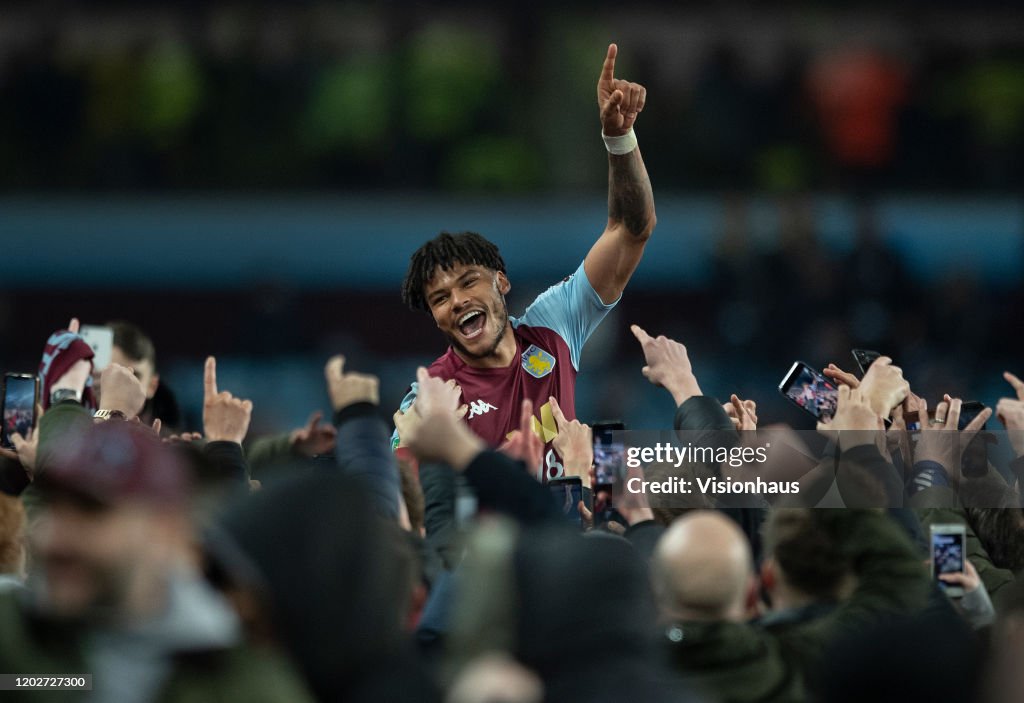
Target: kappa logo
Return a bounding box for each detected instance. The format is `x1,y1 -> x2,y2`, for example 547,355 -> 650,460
521,344 -> 556,379
467,399 -> 498,419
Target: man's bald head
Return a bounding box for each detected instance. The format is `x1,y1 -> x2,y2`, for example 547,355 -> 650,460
652,511 -> 754,622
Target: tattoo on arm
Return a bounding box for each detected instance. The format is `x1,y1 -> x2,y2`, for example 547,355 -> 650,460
608,150 -> 655,239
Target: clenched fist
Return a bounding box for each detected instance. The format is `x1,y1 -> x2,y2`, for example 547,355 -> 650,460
98,363 -> 147,418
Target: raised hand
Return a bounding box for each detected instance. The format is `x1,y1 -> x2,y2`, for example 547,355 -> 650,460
98,363 -> 147,418
913,395 -> 992,483
203,356 -> 253,445
858,356 -> 909,419
823,363 -> 860,389
630,324 -> 702,406
724,394 -> 758,431
498,398 -> 544,475
414,367 -> 462,418
290,411 -> 338,457
549,395 -> 593,486
997,371 -> 1024,457
393,397 -> 468,450
597,43 -> 646,136
818,385 -> 883,451
325,355 -> 379,412
404,369 -> 482,469
7,428 -> 39,479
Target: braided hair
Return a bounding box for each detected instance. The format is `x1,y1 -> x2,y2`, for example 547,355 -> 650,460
401,231 -> 506,313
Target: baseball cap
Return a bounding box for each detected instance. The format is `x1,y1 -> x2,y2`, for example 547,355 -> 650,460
35,420 -> 189,507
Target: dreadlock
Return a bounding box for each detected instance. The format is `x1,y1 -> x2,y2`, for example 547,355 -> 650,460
401,231 -> 507,313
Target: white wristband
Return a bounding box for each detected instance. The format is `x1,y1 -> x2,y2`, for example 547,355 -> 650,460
602,128 -> 638,155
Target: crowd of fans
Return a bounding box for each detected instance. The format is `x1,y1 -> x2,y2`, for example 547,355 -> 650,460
0,310 -> 1022,702
1,8 -> 1022,701
3,4 -> 1024,191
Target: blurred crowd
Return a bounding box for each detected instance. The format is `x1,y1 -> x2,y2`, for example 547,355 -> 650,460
1,4 -> 1023,700
2,3 -> 1024,191
0,311 -> 1023,702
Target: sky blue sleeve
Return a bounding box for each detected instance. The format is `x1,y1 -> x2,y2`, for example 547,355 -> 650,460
390,382 -> 418,451
513,261 -> 617,371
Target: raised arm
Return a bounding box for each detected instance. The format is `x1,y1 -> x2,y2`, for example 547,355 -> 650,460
584,43 -> 657,305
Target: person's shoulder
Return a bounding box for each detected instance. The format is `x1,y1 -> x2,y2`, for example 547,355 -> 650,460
512,324 -> 571,365
427,349 -> 461,378
171,642 -> 316,703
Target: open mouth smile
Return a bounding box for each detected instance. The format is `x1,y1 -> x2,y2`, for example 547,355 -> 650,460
457,310 -> 487,340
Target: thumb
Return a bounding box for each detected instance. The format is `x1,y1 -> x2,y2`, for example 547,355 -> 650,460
601,90 -> 625,123
10,433 -> 25,451
325,355 -> 346,380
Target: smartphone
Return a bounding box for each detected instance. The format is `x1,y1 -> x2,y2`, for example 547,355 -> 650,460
851,349 -> 881,376
930,523 -> 967,598
959,401 -> 987,431
592,421 -> 625,525
904,401 -> 987,432
79,325 -> 114,372
548,477 -> 583,527
593,421 -> 625,485
2,373 -> 39,450
779,361 -> 839,422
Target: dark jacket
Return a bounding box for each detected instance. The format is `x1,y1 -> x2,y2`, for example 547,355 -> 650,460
674,395 -> 767,563
913,485 -> 1019,612
0,584 -> 313,703
666,510 -> 931,703
216,471 -> 440,703
333,402 -> 401,520
463,450 -> 563,525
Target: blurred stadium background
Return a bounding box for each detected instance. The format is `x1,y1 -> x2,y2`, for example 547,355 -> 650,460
1,1 -> 1023,434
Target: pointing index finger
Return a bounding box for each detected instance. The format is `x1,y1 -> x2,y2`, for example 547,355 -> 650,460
520,398 -> 534,436
549,395 -> 568,429
600,43 -> 617,84
1004,371 -> 1024,400
630,324 -> 652,345
204,356 -> 218,398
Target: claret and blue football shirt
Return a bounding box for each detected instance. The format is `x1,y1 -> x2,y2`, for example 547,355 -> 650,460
395,261 -> 617,480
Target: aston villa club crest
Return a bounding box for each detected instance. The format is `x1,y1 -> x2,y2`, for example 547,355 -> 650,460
521,344 -> 555,378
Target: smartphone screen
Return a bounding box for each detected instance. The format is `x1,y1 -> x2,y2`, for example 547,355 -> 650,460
779,362 -> 838,421
548,478 -> 583,527
593,422 -> 624,526
79,325 -> 114,372
931,525 -> 966,595
593,421 -> 625,486
2,374 -> 39,449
